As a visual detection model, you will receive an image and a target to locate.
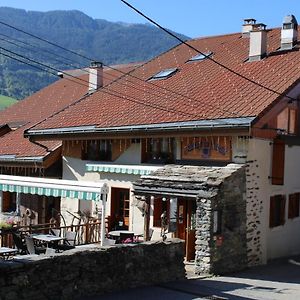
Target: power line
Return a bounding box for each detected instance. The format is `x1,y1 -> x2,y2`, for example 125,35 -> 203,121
0,20 -> 93,62
0,48 -> 199,120
120,0 -> 297,103
0,19 -> 244,117
0,32 -> 83,68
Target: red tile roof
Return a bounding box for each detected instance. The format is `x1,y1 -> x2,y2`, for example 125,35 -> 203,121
0,63 -> 140,161
29,27 -> 300,132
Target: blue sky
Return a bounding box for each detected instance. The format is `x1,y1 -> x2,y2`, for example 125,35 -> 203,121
1,0 -> 300,38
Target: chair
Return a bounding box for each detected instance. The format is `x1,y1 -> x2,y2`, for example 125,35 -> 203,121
65,231 -> 77,246
12,232 -> 27,254
45,247 -> 56,256
25,237 -> 45,255
119,232 -> 134,243
49,228 -> 61,237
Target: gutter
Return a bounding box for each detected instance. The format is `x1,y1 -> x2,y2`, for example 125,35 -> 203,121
25,117 -> 255,139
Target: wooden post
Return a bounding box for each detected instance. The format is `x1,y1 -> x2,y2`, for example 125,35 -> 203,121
144,197 -> 150,241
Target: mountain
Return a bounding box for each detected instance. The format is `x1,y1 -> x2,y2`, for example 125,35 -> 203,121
0,7 -> 189,100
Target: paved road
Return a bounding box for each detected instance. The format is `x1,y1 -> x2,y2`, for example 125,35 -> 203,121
80,255 -> 300,300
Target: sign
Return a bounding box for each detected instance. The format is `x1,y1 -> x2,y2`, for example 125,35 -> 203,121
181,136 -> 231,161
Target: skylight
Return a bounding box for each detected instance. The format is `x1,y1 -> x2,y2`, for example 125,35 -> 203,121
188,51 -> 213,62
149,68 -> 178,80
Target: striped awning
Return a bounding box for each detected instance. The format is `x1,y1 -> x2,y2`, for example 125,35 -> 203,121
86,163 -> 162,176
0,175 -> 108,201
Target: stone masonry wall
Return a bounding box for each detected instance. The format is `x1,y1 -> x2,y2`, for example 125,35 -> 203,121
195,166 -> 247,275
0,239 -> 185,300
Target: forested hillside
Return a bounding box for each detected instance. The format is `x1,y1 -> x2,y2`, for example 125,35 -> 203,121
0,7 -> 188,99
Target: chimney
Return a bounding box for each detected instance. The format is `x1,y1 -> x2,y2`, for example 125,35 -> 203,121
89,61 -> 103,93
242,18 -> 257,37
249,23 -> 267,62
281,15 -> 298,50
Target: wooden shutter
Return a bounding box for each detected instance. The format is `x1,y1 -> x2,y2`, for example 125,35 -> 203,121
279,195 -> 286,225
271,139 -> 285,185
2,192 -> 10,212
270,195 -> 286,227
288,193 -> 300,219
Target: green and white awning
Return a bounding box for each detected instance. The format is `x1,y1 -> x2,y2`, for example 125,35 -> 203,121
0,175 -> 108,201
86,163 -> 162,176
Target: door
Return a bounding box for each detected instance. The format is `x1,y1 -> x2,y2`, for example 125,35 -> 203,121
176,199 -> 196,261
110,188 -> 130,230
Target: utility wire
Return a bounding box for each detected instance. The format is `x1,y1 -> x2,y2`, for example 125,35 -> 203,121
0,20 -> 93,62
120,0 -> 297,103
0,48 -> 199,119
0,32 -> 82,68
0,18 -> 246,117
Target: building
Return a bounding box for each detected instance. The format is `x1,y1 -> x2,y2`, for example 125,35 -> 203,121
0,63 -> 140,226
22,15 -> 300,274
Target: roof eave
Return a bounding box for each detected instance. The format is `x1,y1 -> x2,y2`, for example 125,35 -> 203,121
25,117 -> 255,140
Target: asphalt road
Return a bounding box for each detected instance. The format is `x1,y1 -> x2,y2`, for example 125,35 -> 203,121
80,255 -> 300,300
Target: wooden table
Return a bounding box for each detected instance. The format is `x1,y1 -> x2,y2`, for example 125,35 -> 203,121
0,247 -> 18,259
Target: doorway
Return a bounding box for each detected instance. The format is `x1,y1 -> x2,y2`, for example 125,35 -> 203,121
110,188 -> 130,230
176,199 -> 196,261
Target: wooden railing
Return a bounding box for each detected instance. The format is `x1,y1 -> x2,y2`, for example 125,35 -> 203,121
0,221 -> 102,248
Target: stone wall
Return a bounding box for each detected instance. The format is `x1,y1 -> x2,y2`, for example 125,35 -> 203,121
0,239 -> 185,300
195,165 -> 247,275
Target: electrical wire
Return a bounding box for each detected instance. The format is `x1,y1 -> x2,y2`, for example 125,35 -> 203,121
120,0 -> 298,103
0,18 -> 252,117
0,48 -> 199,120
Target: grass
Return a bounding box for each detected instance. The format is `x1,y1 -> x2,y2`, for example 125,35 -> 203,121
0,95 -> 17,110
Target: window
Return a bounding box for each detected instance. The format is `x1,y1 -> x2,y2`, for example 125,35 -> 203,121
269,195 -> 286,227
187,51 -> 212,62
271,139 -> 285,185
149,68 -> 178,81
2,192 -> 16,213
83,140 -> 112,161
141,138 -> 175,164
288,193 -> 300,219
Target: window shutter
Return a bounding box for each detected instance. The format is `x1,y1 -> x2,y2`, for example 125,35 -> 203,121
271,139 -> 285,185
288,193 -> 300,219
269,196 -> 276,227
279,195 -> 286,225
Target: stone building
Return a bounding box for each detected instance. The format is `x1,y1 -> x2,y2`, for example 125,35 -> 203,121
9,14 -> 300,274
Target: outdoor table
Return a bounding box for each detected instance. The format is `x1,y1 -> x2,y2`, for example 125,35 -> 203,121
32,234 -> 65,249
32,234 -> 64,243
0,247 -> 18,260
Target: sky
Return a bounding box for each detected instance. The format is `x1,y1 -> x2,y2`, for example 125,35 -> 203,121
0,0 -> 300,38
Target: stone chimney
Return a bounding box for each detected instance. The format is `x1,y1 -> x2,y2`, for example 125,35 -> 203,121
242,19 -> 257,37
249,23 -> 267,62
281,15 -> 298,50
89,61 -> 103,93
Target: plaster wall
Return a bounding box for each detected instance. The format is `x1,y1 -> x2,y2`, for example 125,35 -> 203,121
62,149 -> 144,233
246,138 -> 300,264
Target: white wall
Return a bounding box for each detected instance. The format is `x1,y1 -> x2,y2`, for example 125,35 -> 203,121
62,147 -> 144,233
246,138 -> 300,263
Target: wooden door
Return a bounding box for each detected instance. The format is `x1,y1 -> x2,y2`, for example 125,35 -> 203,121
176,199 -> 196,261
110,188 -> 130,230
177,199 -> 187,240
186,200 -> 196,261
